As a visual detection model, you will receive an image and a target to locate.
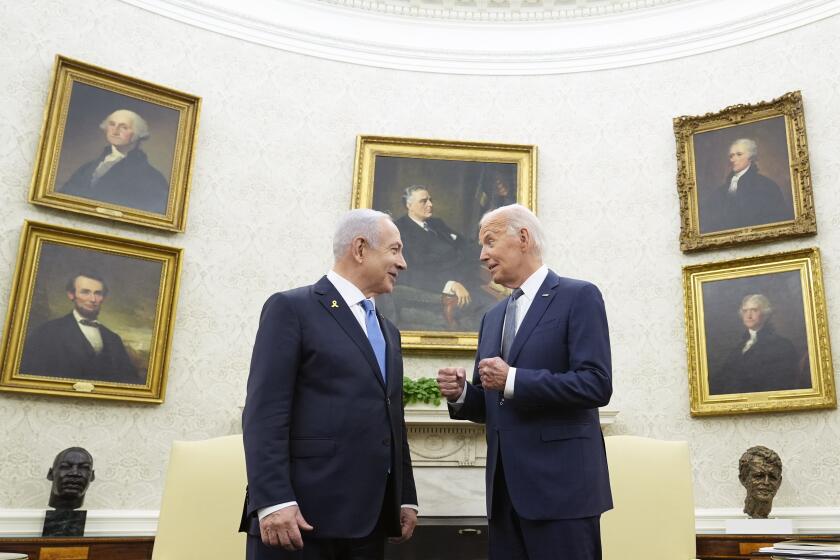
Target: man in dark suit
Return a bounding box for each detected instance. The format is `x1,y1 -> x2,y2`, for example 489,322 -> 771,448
20,273 -> 138,384
708,294 -> 809,395
241,209 -> 418,559
437,204 -> 613,560
58,109 -> 170,214
699,138 -> 794,234
394,185 -> 498,330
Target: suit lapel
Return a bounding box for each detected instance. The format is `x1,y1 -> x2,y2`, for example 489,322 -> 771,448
314,276 -> 386,390
484,303 -> 506,358
381,316 -> 399,393
64,313 -> 97,357
507,270 -> 560,364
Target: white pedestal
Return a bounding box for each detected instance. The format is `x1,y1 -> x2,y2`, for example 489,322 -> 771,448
725,518 -> 796,534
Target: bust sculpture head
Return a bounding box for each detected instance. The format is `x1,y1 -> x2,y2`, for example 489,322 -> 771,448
47,447 -> 95,510
738,445 -> 782,519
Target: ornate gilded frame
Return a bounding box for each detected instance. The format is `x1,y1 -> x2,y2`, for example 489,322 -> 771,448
0,221 -> 182,403
674,91 -> 815,252
29,55 -> 201,232
352,135 -> 537,352
683,248 -> 834,416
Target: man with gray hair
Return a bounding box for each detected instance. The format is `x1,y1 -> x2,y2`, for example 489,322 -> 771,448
709,293 -> 808,395
241,209 -> 417,559
437,204 -> 613,559
59,109 -> 170,214
700,138 -> 793,233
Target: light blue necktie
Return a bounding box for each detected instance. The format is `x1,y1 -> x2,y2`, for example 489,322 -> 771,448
361,299 -> 387,383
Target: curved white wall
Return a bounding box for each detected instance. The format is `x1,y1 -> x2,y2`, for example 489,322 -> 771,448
1,0 -> 840,525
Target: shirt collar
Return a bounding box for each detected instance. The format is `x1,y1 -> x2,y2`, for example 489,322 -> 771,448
733,165 -> 751,180
327,270 -> 370,309
72,309 -> 99,324
408,216 -> 426,228
517,264 -> 549,302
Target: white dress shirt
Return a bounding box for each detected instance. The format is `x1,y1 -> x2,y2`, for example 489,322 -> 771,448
728,165 -> 750,194
742,329 -> 758,353
258,271 -> 417,521
73,309 -> 103,354
91,145 -> 127,184
451,265 -> 549,405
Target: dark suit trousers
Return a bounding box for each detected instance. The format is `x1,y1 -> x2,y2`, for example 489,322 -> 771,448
246,531 -> 384,560
489,453 -> 602,560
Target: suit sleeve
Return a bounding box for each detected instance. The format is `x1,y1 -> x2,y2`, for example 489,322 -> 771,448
399,328 -> 418,505
513,283 -> 612,408
449,317 -> 488,424
242,293 -> 302,517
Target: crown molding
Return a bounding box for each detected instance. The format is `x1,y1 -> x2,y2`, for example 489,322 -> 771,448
118,0 -> 840,74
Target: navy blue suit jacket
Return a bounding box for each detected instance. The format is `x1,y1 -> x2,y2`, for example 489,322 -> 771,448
241,276 -> 417,540
451,270 -> 613,520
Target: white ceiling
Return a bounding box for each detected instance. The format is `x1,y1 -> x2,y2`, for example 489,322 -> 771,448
120,0 -> 840,74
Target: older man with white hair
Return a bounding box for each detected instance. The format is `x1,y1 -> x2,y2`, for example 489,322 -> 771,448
709,293 -> 808,395
59,109 -> 170,214
437,204 -> 613,560
700,137 -> 793,233
241,209 -> 417,560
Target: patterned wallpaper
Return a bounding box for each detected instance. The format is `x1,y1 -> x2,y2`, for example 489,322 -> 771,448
1,1 -> 839,513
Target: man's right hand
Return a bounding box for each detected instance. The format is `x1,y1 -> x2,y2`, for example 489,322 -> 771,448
259,505 -> 314,551
450,282 -> 472,307
437,367 -> 466,401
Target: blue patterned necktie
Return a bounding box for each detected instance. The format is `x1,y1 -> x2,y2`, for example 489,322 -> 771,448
501,288 -> 524,361
361,299 -> 387,383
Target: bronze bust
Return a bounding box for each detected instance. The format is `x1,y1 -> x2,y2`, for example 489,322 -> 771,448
738,446 -> 782,519
47,447 -> 95,510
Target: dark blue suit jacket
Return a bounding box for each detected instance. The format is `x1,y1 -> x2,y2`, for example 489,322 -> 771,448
451,270 -> 613,520
241,276 -> 417,540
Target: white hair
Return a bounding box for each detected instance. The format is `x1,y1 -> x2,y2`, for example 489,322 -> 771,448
332,209 -> 392,260
740,294 -> 772,316
480,203 -> 545,257
99,109 -> 150,141
731,138 -> 758,160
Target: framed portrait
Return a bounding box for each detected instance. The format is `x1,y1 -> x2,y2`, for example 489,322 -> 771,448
674,91 -> 816,252
683,248 -> 834,416
29,55 -> 201,232
0,221 -> 182,403
352,135 -> 537,352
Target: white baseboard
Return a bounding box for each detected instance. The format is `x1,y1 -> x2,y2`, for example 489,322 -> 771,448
2,507 -> 838,536
696,507 -> 840,534
0,509 -> 158,537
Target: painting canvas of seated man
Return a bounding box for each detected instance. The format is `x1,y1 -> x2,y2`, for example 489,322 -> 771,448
371,156 -> 519,333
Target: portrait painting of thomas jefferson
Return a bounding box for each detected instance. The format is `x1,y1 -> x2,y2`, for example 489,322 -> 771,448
52,82 -> 179,215
371,156 -> 519,333
18,241 -> 163,385
701,270 -> 811,396
693,116 -> 795,235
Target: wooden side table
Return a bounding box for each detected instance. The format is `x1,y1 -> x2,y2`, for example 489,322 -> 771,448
0,537 -> 154,560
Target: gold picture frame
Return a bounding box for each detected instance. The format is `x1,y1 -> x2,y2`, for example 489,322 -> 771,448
683,248 -> 834,416
674,91 -> 816,252
353,135 -> 537,352
0,221 -> 182,403
29,55 -> 201,232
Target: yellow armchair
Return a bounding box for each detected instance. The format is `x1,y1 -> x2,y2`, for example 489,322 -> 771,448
152,435 -> 247,560
601,436 -> 698,560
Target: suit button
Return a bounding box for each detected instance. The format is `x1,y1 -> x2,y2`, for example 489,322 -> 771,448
386,397 -> 391,406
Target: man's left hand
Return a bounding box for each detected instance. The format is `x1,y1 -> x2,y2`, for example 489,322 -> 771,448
478,357 -> 509,391
388,507 -> 417,544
